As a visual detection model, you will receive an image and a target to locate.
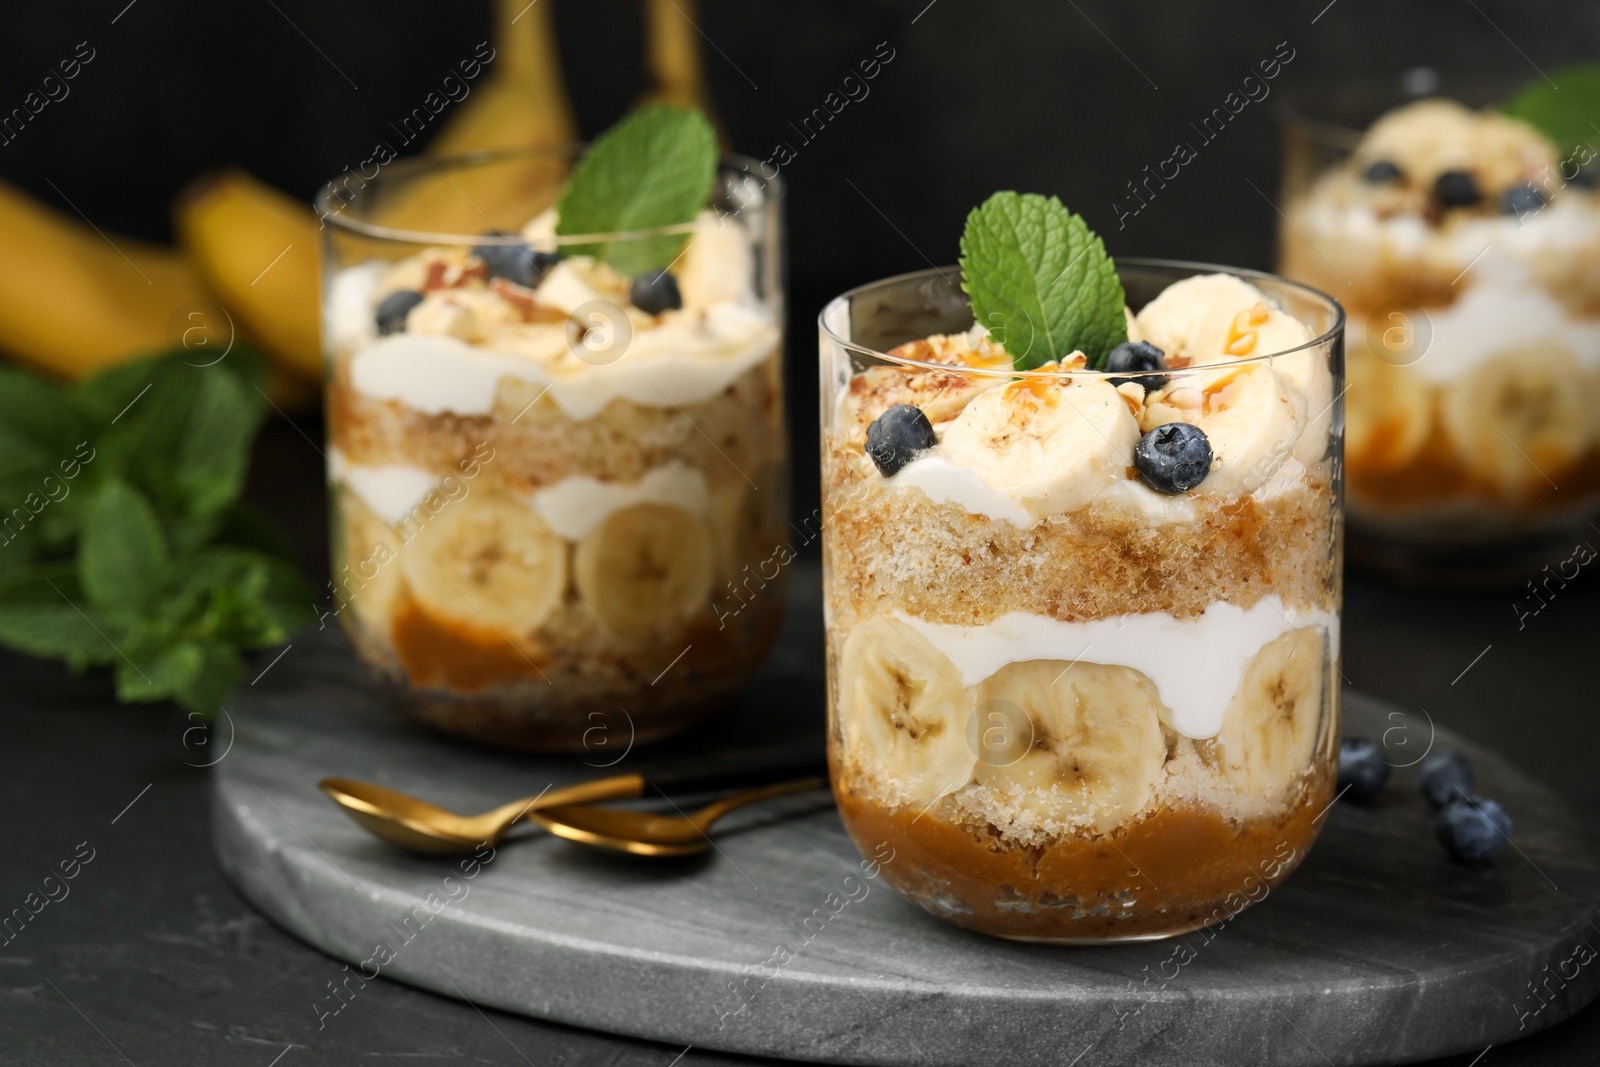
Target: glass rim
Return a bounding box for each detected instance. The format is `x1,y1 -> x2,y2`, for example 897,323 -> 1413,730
817,258 -> 1346,381
316,144 -> 781,246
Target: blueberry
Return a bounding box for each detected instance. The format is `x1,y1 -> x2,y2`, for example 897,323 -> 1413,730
1134,422 -> 1212,493
1104,341 -> 1169,390
1434,169 -> 1481,209
630,269 -> 683,315
1363,159 -> 1404,184
475,240 -> 560,287
1419,748 -> 1475,807
1501,181 -> 1546,217
1337,736 -> 1391,803
1436,795 -> 1511,863
375,289 -> 424,336
865,404 -> 936,477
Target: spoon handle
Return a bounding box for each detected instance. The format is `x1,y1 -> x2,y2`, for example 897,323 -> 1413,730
646,754 -> 828,797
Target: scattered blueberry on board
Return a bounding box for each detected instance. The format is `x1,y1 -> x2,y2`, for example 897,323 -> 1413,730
375,289 -> 425,336
1433,168 -> 1481,209
1363,159 -> 1404,185
476,240 -> 561,288
1134,422 -> 1212,493
1419,749 -> 1475,807
1337,736 -> 1390,803
1104,340 -> 1169,390
631,269 -> 683,315
865,404 -> 937,477
1501,181 -> 1545,217
1436,795 -> 1512,863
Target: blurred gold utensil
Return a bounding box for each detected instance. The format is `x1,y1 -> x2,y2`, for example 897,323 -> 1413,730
531,778 -> 828,856
321,755 -> 827,856
319,774 -> 645,855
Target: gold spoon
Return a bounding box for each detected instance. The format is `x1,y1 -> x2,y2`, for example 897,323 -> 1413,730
320,756 -> 827,856
530,777 -> 828,856
320,773 -> 647,855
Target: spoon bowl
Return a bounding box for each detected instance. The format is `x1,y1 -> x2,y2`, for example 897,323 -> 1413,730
530,778 -> 828,856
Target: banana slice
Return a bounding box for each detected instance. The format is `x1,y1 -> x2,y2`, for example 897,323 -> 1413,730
1217,628 -> 1327,799
678,211 -> 755,309
401,493 -> 566,636
574,503 -> 714,632
971,660 -> 1167,834
337,491 -> 406,631
837,615 -> 975,806
937,376 -> 1141,516
1204,303 -> 1329,466
1439,344 -> 1590,497
1183,365 -> 1308,496
1134,273 -> 1270,363
1345,341 -> 1432,473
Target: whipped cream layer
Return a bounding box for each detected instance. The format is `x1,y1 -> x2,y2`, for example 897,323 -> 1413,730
529,461 -> 708,540
327,448 -> 438,525
896,597 -> 1339,739
1381,256 -> 1600,385
329,449 -> 709,542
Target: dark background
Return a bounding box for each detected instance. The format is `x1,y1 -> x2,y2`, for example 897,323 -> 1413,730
3,2 -> 1600,1065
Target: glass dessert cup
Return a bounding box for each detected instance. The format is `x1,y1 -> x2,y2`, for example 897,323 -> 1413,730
819,261 -> 1344,942
1280,89 -> 1600,584
318,148 -> 788,752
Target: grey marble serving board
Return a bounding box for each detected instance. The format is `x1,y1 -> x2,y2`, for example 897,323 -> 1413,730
213,582 -> 1600,1067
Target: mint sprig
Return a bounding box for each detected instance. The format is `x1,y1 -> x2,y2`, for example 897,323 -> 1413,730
1502,65 -> 1600,159
0,352 -> 313,713
959,192 -> 1127,371
556,105 -> 718,276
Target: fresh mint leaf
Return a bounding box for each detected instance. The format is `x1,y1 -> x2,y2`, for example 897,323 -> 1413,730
0,367 -> 91,482
172,366 -> 262,519
556,104 -> 718,275
959,191 -> 1127,371
0,564 -> 119,668
0,351 -> 310,714
161,546 -> 313,648
77,352 -> 266,530
119,637 -> 242,713
80,479 -> 171,613
1502,65 -> 1600,158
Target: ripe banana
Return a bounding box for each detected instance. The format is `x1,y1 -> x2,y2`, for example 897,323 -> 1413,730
336,490 -> 406,632
573,503 -> 714,632
938,375 -> 1142,516
837,614 -> 975,806
367,0 -> 575,236
401,492 -> 567,637
1345,340 -> 1432,473
1439,344 -> 1590,497
427,0 -> 576,158
0,177 -> 206,378
638,0 -> 722,128
970,660 -> 1167,834
175,169 -> 322,382
1217,628 -> 1326,799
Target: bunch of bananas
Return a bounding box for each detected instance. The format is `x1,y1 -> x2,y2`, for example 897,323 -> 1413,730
0,0 -> 717,411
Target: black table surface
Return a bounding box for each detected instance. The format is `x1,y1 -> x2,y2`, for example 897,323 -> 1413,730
3,423 -> 1598,1067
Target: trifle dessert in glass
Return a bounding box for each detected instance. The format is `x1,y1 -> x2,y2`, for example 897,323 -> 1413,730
1282,74 -> 1600,579
318,107 -> 787,750
820,192 -> 1343,941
